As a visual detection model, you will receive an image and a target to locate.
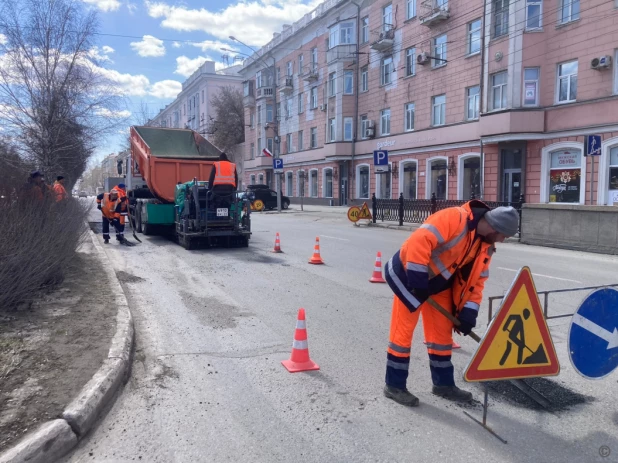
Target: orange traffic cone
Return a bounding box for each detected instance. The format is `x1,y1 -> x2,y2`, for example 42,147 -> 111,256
282,308 -> 320,373
423,340 -> 461,349
272,232 -> 283,253
369,251 -> 386,283
308,236 -> 324,264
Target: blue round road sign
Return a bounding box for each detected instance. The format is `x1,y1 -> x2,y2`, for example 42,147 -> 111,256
568,288 -> 618,380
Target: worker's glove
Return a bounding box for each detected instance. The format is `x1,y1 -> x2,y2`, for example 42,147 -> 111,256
455,318 -> 474,336
97,204 -> 102,210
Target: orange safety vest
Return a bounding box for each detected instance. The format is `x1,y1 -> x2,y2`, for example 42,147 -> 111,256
385,200 -> 494,317
212,161 -> 237,187
53,182 -> 68,202
100,193 -> 126,224
111,185 -> 126,198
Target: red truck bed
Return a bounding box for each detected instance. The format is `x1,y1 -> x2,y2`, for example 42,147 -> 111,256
130,126 -> 221,203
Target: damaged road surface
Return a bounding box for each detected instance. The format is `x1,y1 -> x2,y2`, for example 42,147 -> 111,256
64,211 -> 618,463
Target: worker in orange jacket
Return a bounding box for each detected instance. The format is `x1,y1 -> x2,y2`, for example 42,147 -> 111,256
383,200 -> 520,406
96,189 -> 128,244
111,183 -> 126,198
53,176 -> 68,202
209,153 -> 238,188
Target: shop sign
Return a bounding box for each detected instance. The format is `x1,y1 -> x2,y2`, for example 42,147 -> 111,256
550,150 -> 581,169
549,168 -> 580,203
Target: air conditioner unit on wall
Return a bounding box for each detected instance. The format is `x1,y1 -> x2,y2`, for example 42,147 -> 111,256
417,52 -> 430,65
319,104 -> 327,111
365,127 -> 375,138
591,55 -> 612,70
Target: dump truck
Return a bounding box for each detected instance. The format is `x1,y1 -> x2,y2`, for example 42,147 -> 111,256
124,126 -> 251,249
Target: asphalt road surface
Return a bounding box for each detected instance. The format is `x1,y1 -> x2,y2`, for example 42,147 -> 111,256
65,201 -> 618,462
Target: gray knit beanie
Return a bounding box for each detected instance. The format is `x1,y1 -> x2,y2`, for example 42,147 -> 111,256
484,206 -> 519,236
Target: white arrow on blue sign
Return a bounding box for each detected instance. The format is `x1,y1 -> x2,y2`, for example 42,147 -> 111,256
585,135 -> 602,156
273,158 -> 284,172
568,287 -> 618,379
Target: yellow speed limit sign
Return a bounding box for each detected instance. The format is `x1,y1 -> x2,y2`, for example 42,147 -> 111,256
347,206 -> 361,222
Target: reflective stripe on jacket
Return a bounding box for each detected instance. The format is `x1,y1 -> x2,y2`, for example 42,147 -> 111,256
212,161 -> 237,187
385,200 -> 495,327
98,193 -> 126,223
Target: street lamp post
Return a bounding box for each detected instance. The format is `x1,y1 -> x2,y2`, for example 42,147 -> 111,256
227,37 -> 282,213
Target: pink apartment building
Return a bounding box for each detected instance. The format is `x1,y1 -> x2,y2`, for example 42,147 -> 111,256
240,0 -> 618,206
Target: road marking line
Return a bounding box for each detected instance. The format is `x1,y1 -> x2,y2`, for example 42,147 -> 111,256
320,235 -> 350,241
497,267 -> 582,284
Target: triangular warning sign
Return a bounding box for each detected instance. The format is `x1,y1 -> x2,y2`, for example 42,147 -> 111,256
464,267 -> 560,382
358,202 -> 372,220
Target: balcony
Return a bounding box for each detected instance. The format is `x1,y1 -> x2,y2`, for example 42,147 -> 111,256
256,86 -> 275,100
419,0 -> 450,26
370,29 -> 394,52
279,77 -> 293,95
327,44 -> 357,64
302,66 -> 319,83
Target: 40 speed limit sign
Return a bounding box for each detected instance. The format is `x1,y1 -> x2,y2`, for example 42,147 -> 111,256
347,206 -> 361,222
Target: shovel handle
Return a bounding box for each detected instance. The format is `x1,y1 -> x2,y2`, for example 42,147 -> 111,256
426,297 -> 482,343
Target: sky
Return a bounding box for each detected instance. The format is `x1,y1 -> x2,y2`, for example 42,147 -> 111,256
87,0 -> 323,162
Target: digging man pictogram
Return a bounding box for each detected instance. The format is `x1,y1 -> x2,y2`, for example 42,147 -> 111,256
499,308 -> 549,366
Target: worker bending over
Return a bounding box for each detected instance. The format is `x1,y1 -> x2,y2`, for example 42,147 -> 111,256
97,189 -> 129,245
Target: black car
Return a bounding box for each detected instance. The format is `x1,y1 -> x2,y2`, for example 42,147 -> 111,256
247,185 -> 290,210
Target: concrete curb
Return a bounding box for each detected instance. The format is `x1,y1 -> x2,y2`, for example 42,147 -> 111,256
0,230 -> 134,463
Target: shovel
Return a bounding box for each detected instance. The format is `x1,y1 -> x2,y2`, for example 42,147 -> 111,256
125,201 -> 142,243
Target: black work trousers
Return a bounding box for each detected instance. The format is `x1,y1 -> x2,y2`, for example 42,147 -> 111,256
102,216 -> 125,241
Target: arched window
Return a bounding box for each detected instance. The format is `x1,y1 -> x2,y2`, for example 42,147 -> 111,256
400,160 -> 417,199
297,170 -> 305,197
458,154 -> 481,200
285,171 -> 293,196
250,175 -> 256,185
258,173 -> 264,184
356,164 -> 370,199
426,157 -> 448,199
323,168 -> 333,198
376,163 -> 392,199
309,169 -> 318,197
598,137 -> 618,205
541,142 -> 585,204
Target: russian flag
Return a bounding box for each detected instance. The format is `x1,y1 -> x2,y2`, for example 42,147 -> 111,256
262,148 -> 273,157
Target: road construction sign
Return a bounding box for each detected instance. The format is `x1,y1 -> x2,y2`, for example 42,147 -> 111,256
358,202 -> 372,220
347,206 -> 361,222
464,267 -> 560,382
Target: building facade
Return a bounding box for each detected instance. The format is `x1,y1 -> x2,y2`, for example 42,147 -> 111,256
239,0 -> 618,206
151,61 -> 243,138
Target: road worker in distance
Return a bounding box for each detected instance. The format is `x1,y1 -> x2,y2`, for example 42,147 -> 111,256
97,188 -> 129,244
383,200 -> 520,406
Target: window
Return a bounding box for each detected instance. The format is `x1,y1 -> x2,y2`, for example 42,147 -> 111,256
526,0 -> 542,29
344,71 -> 353,94
381,56 -> 393,85
276,67 -> 280,84
310,170 -> 318,197
256,71 -> 262,88
250,143 -> 255,160
250,175 -> 256,185
377,165 -> 392,199
310,87 -> 318,109
608,147 -> 618,200
250,111 -> 255,128
329,118 -> 336,142
361,17 -> 369,43
286,172 -> 293,196
523,67 -> 540,106
286,134 -> 292,153
462,156 -> 481,199
432,95 -> 446,126
467,86 -> 480,119
257,105 -> 262,124
267,138 -> 274,154
429,159 -> 447,199
615,49 -> 618,95
298,92 -> 304,113
331,22 -> 354,48
310,127 -> 318,148
276,102 -> 281,119
286,98 -> 292,117
358,165 -> 370,198
324,169 -> 333,198
468,20 -> 481,54
380,109 -> 391,135
201,90 -> 204,103
491,72 -> 508,110
287,61 -> 293,76
257,138 -> 262,154
406,48 -> 416,76
433,35 -> 447,67
344,117 -> 353,141
298,130 -> 304,151
311,48 -> 318,71
407,0 -> 416,19
548,149 -> 582,202
258,174 -> 264,184
559,0 -> 579,23
405,103 -> 415,131
557,60 -> 578,103
493,0 -> 509,37
299,54 -> 304,73
266,104 -> 273,122
361,66 -> 368,92
402,162 -> 417,199
383,4 -> 393,31
360,115 -> 369,139
329,72 -> 336,97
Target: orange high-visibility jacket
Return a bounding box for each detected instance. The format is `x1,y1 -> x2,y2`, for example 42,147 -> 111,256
53,181 -> 68,202
212,161 -> 237,187
97,193 -> 127,224
111,185 -> 126,198
385,200 -> 495,328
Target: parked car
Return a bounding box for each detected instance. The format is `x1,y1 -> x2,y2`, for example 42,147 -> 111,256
247,186 -> 290,210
